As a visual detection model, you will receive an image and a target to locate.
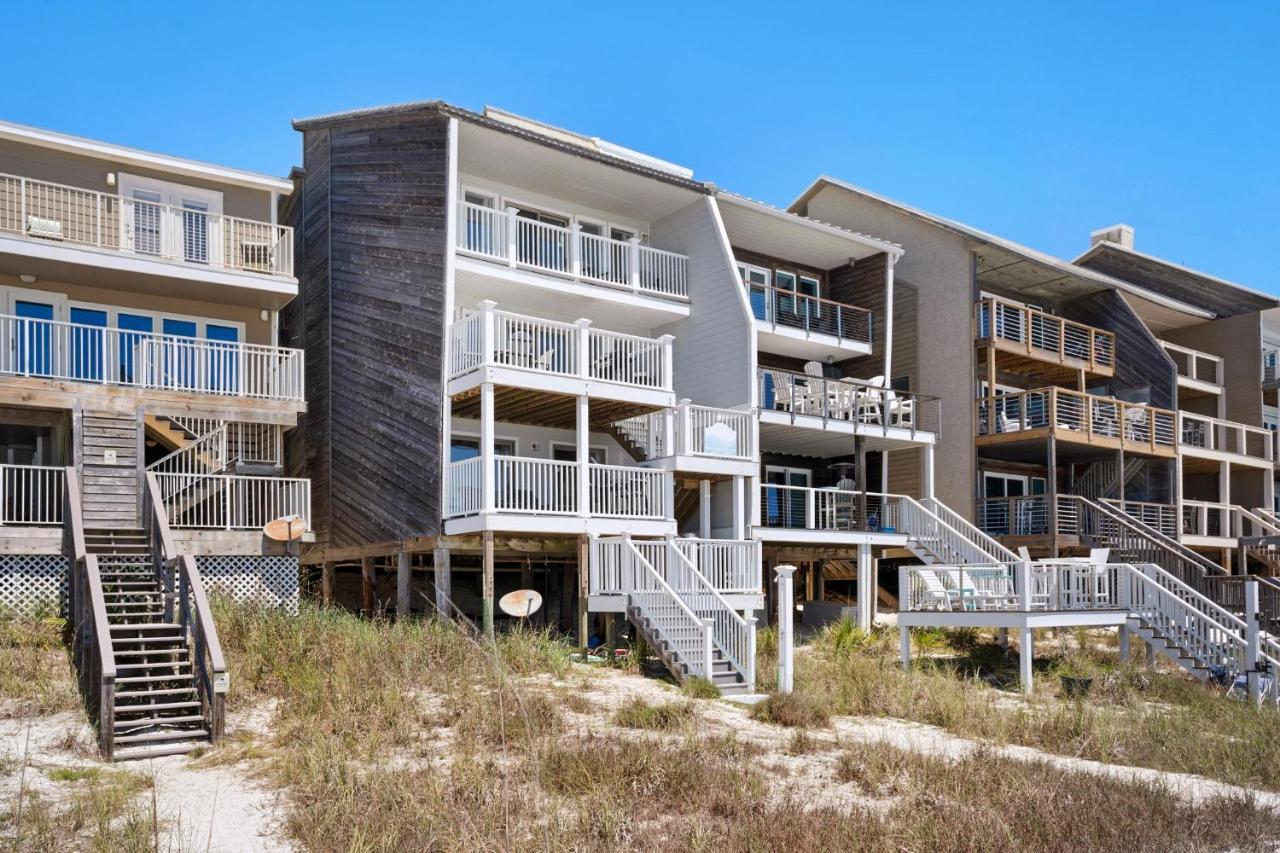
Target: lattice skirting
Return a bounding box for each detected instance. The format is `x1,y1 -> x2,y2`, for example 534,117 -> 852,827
196,556 -> 299,613
0,555 -> 69,618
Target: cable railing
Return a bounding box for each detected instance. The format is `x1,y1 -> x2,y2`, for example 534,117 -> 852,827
759,485 -> 902,533
745,281 -> 872,345
976,387 -> 1177,452
448,303 -> 673,392
0,313 -> 304,401
758,368 -> 941,436
1101,499 -> 1178,539
974,296 -> 1115,372
0,172 -> 292,278
455,201 -> 688,300
977,495 -> 1050,537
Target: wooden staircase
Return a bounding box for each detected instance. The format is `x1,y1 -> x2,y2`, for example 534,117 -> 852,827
67,470 -> 227,761
627,605 -> 749,695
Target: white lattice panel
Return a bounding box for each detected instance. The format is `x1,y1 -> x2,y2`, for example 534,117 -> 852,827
0,555 -> 68,618
197,556 -> 298,613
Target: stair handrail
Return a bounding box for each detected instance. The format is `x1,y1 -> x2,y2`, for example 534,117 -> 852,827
143,472 -> 227,743
1238,505 -> 1280,538
623,535 -> 713,680
1078,496 -> 1225,581
147,423 -> 230,478
920,496 -> 1019,563
665,537 -> 755,692
64,467 -> 116,757
891,494 -> 1007,566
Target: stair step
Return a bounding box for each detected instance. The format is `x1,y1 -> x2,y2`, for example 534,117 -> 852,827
114,728 -> 209,745
113,700 -> 202,712
110,623 -> 181,632
116,686 -> 198,699
115,714 -> 206,728
116,663 -> 192,673
116,673 -> 196,684
111,635 -> 184,645
113,741 -> 207,762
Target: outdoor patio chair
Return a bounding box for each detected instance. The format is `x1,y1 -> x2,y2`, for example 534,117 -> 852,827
912,568 -> 954,611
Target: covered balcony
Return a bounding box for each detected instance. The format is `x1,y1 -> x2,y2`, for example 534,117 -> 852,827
611,401 -> 756,477
975,296 -> 1115,382
743,276 -> 873,358
0,172 -> 294,293
1160,340 -> 1223,399
756,486 -> 911,545
1179,412 -> 1274,470
976,388 -> 1177,458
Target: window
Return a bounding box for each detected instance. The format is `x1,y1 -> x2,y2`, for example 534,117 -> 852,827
983,472 -> 1045,498
463,190 -> 495,208
450,435 -> 516,462
774,270 -> 798,314
890,377 -> 911,393
551,443 -> 607,464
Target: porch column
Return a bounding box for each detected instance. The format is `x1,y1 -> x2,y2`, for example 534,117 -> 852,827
699,479 -> 711,538
774,565 -> 797,694
857,542 -> 874,631
396,550 -> 411,617
1047,435 -> 1059,558
361,556 -> 376,616
481,382 -> 495,513
577,534 -> 590,650
882,255 -> 895,382
577,395 -> 590,519
732,475 -> 746,540
482,530 -> 495,640
922,443 -> 935,502
856,436 -> 867,530
1116,448 -> 1125,503
433,546 -> 451,618
749,475 -> 761,528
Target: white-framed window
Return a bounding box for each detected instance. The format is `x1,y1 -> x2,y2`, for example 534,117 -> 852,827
450,433 -> 517,463
118,173 -> 223,264
550,442 -> 607,464
463,188 -> 498,208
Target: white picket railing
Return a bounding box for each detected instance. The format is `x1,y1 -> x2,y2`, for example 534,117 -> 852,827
589,463 -> 667,519
148,425 -> 228,477
496,457 -> 579,515
921,496 -> 1019,563
455,201 -> 689,300
448,303 -> 672,392
0,313 -> 304,401
152,474 -> 310,530
0,464 -> 64,526
673,538 -> 761,595
662,542 -> 755,691
897,495 -> 1009,566
0,172 -> 293,277
1161,340 -> 1223,388
446,458 -> 482,517
614,403 -> 756,462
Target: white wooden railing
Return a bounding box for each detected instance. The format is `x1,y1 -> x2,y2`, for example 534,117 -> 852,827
0,464 -> 64,526
614,402 -> 756,462
148,425 -> 228,476
622,538 -> 713,679
152,473 -> 310,530
1180,501 -> 1280,540
448,303 -> 673,392
759,368 -> 942,435
591,537 -> 760,597
0,313 -> 304,401
455,201 -> 688,300
659,540 -> 755,691
0,172 -> 293,278
1179,412 -> 1274,463
921,496 -> 1019,563
1160,340 -> 1223,388
444,456 -> 670,520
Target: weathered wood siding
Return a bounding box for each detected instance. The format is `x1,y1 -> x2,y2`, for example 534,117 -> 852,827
78,411 -> 139,528
1063,290 -> 1177,410
1078,244 -> 1276,318
290,111 -> 450,549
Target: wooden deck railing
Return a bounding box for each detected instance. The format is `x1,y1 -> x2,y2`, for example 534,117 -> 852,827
448,302 -> 674,392
456,200 -> 688,300
1160,340 -> 1223,388
1179,413 -> 1274,464
65,467 -> 117,757
0,172 -> 293,278
975,296 -> 1115,372
1101,499 -> 1178,539
745,281 -> 872,345
976,387 -> 1177,453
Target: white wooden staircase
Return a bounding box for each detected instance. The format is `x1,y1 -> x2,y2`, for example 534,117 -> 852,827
900,496 -> 1018,566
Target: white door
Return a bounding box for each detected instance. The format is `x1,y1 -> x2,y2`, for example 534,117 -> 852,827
118,174 -> 223,264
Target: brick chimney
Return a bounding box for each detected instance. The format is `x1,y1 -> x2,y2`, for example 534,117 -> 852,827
1090,223 -> 1134,249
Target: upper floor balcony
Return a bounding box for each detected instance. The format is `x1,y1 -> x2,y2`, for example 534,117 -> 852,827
975,296 -> 1115,380
757,367 -> 940,449
743,276 -> 873,359
611,402 -> 757,477
0,311 -> 304,406
447,302 -> 674,410
1160,340 -> 1223,398
454,201 -> 689,311
0,172 -> 294,287
976,388 -> 1177,457
1178,412 -> 1274,470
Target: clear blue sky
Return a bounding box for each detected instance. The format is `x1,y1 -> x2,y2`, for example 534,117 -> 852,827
5,2 -> 1277,291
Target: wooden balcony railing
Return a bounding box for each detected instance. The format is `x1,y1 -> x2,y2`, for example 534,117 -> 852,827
744,281 -> 872,346
0,172 -> 293,278
448,302 -> 674,392
975,296 -> 1115,373
1179,413 -> 1274,464
1101,499 -> 1179,539
976,387 -> 1177,453
456,201 -> 688,301
1160,340 -> 1223,389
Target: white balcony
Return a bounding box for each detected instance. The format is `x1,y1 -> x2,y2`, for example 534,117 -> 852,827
444,454 -> 674,536
0,312 -> 304,404
612,402 -> 757,477
447,302 -> 674,408
1161,340 -> 1224,397
151,473 -> 311,531
455,201 -> 688,314
0,172 -> 293,283
588,536 -> 763,612
1179,412 -> 1274,469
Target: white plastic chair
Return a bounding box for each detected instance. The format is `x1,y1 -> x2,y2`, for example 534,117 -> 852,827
912,568 -> 954,611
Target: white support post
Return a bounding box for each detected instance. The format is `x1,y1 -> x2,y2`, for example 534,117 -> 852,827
1017,560 -> 1032,611
505,207 -> 519,267
774,565 -> 797,694
628,236 -> 641,293
805,489 -> 816,531
479,300 -> 497,367
662,406 -> 675,458
883,255 -> 896,382
899,624 -> 911,672
480,382 -> 495,514
568,223 -> 581,278
1019,626 -> 1034,696
746,615 -> 758,693
659,334 -> 675,392
701,617 -> 715,683
922,442 -> 935,502
1118,624 -> 1130,661
732,475 -> 746,540
699,479 -> 711,539
575,318 -> 591,381
857,543 -> 874,631
678,398 -> 693,455
576,394 -> 590,519
750,475 -> 762,530
1246,579 -> 1262,704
